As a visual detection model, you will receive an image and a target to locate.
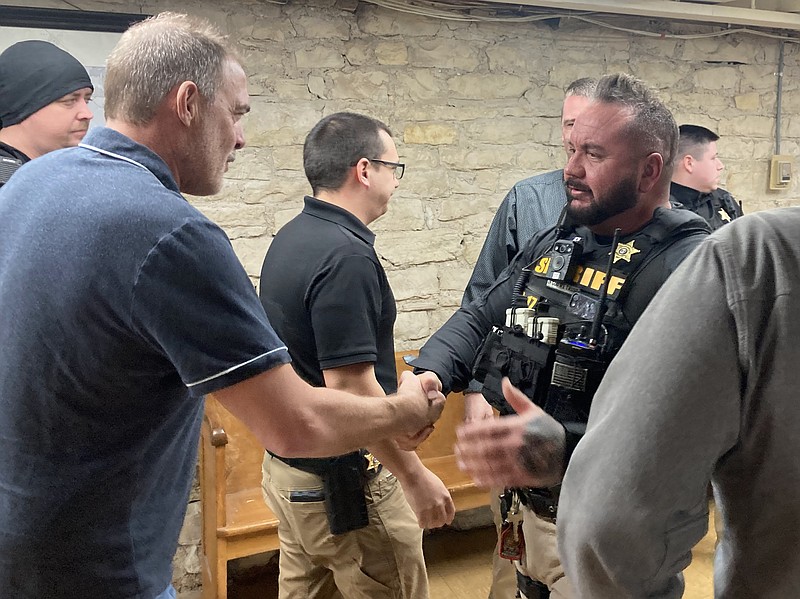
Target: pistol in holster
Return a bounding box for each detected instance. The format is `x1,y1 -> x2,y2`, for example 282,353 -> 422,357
320,451 -> 370,535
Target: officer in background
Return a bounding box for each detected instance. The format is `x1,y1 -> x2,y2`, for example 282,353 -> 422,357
670,124 -> 742,229
259,112 -> 454,599
463,76 -> 597,599
463,77 -> 598,305
413,74 -> 710,598
0,40 -> 93,187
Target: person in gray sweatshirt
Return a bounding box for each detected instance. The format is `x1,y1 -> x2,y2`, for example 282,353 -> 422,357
559,208 -> 800,598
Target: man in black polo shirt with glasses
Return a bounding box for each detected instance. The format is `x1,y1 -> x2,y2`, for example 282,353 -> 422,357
259,111 -> 455,599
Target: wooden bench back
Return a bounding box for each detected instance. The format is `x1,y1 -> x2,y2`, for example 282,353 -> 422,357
204,395 -> 265,496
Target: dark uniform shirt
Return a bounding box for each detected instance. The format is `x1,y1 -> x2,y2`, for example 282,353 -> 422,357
0,141 -> 29,188
260,196 -> 397,395
670,181 -> 742,231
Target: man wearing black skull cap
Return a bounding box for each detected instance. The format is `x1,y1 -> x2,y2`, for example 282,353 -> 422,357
0,40 -> 94,187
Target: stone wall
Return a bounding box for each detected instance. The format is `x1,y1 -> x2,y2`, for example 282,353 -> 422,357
12,0 -> 800,595
187,0 -> 800,351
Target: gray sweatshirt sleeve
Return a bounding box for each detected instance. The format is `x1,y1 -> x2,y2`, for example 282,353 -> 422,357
558,236 -> 742,598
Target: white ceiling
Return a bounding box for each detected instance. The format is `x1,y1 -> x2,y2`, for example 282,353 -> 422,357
477,0 -> 800,30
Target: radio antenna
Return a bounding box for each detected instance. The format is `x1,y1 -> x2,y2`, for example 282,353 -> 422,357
589,228 -> 621,346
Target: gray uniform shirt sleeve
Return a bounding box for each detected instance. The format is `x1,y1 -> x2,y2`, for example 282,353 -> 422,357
462,169 -> 567,307
558,235 -> 742,598
460,170 -> 566,394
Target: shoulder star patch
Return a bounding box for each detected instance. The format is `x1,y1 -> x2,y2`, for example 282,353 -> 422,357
613,240 -> 641,263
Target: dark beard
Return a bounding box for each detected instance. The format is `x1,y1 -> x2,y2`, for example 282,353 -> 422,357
565,175 -> 638,226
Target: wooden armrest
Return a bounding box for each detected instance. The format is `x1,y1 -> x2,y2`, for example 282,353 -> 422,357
203,394 -> 229,447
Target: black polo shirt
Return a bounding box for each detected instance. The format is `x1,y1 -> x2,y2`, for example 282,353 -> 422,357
260,196 -> 398,394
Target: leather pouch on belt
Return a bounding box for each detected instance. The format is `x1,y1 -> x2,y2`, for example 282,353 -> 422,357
320,452 -> 369,535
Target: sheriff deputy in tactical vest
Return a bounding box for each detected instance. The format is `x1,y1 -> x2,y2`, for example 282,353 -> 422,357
670,124 -> 743,230
412,73 -> 711,599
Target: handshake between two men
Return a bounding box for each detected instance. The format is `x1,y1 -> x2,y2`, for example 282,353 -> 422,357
402,371 -> 564,491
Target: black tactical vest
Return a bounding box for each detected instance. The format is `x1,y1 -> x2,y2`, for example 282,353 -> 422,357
671,186 -> 741,231
474,208 -> 708,421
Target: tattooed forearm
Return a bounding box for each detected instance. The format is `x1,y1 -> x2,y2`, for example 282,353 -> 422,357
519,417 -> 566,487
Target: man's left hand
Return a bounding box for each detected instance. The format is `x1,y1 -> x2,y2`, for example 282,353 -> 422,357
455,378 -> 565,489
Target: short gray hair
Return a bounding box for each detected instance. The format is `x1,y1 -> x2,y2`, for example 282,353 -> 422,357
565,77 -> 597,98
104,12 -> 235,125
593,73 -> 678,173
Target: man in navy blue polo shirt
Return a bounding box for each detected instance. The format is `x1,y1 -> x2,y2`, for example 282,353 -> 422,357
259,112 -> 455,599
0,14 -> 444,599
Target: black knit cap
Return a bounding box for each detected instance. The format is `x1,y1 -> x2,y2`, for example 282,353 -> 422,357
0,40 -> 94,128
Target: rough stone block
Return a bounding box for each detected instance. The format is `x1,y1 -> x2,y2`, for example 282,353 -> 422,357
463,118 -> 548,145
376,229 -> 463,266
387,265 -> 438,301
393,71 -> 444,102
633,61 -> 684,89
394,310 -> 431,342
245,99 -> 324,146
271,79 -> 315,100
404,123 -> 457,145
307,74 -> 327,98
408,38 -> 481,70
734,93 -> 761,111
295,46 -> 345,69
718,115 -> 774,139
376,41 -> 408,65
737,64 -> 778,92
343,41 -> 371,66
231,236 -> 272,277
517,146 -> 559,172
178,502 -> 201,546
448,170 -> 503,194
447,73 -> 531,99
375,198 -> 427,232
441,146 -> 522,170
486,42 -> 552,76
291,15 -> 351,40
439,266 -> 472,292
692,66 -> 738,90
328,70 -> 390,100
682,36 -> 766,65
438,197 -> 491,222
357,5 -> 441,37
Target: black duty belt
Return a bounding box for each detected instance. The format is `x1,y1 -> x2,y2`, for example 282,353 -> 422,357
518,487 -> 558,522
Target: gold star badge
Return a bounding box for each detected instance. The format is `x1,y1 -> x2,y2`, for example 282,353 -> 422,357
614,240 -> 641,263
718,208 -> 731,222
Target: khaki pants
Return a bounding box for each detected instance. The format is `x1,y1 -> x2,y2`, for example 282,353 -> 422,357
516,506 -> 574,599
489,491 -> 520,599
262,453 -> 428,599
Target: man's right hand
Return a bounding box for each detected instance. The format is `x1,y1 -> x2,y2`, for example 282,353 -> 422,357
393,371 -> 445,450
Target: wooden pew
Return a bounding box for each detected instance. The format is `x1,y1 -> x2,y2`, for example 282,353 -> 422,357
199,395 -> 280,599
199,352 -> 489,599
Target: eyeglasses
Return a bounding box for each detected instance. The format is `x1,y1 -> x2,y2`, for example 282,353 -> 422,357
369,159 -> 405,180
